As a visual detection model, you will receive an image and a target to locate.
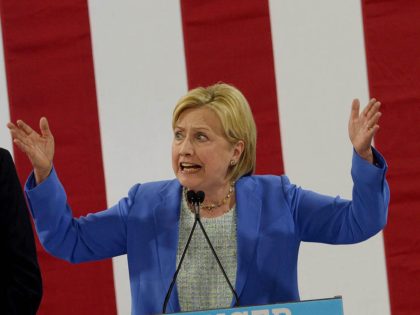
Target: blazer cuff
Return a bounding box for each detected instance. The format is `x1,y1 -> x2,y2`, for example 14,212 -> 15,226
25,167 -> 66,219
351,147 -> 387,185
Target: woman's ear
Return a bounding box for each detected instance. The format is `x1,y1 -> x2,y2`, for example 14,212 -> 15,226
232,140 -> 245,162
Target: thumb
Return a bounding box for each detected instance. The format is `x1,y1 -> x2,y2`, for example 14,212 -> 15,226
40,117 -> 52,137
350,99 -> 360,122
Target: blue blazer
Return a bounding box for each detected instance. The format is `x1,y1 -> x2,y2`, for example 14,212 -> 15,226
25,150 -> 389,315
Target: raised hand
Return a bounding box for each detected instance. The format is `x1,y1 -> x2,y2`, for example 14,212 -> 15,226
348,98 -> 381,163
7,117 -> 55,184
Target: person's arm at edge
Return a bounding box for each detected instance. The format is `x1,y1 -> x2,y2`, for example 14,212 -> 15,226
0,149 -> 42,314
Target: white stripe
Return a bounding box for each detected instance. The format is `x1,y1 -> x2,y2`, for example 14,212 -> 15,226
0,23 -> 13,153
269,1 -> 390,314
88,1 -> 188,313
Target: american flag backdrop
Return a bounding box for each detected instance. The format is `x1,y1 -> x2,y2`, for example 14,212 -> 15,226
1,1 -> 419,314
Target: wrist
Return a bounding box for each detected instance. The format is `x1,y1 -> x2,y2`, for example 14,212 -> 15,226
356,147 -> 374,163
34,166 -> 52,184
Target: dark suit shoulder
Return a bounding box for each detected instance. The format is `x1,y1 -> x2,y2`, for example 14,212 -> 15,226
0,148 -> 13,176
0,147 -> 43,313
0,148 -> 16,216
0,147 -> 10,156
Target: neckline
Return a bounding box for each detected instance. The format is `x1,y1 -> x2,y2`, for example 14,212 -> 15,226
181,194 -> 235,220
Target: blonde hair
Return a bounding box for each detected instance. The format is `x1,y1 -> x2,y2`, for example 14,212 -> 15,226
172,83 -> 257,182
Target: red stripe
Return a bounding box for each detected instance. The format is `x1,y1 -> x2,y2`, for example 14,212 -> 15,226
362,1 -> 420,314
180,0 -> 284,175
0,1 -> 117,314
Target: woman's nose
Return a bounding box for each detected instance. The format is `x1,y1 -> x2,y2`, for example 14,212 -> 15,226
179,138 -> 194,156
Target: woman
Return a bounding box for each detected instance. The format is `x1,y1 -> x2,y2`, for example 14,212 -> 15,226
7,83 -> 389,315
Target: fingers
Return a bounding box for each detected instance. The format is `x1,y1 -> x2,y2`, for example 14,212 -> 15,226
7,118 -> 50,140
362,109 -> 381,144
366,111 -> 382,131
350,98 -> 381,122
7,117 -> 54,172
365,100 -> 381,120
361,98 -> 377,117
350,98 -> 383,158
365,97 -> 382,130
39,117 -> 53,137
6,121 -> 17,132
370,124 -> 380,135
12,138 -> 32,154
7,119 -> 46,155
361,98 -> 381,122
16,119 -> 38,136
8,126 -> 36,156
7,122 -> 31,143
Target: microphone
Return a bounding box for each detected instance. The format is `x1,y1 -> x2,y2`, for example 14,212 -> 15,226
196,191 -> 205,203
186,190 -> 200,219
186,190 -> 197,203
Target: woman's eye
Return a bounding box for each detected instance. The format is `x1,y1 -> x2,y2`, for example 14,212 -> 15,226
174,132 -> 183,140
196,133 -> 208,141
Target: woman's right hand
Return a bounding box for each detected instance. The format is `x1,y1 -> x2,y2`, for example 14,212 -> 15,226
7,117 -> 55,184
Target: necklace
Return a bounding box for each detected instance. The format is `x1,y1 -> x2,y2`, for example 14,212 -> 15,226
183,182 -> 235,212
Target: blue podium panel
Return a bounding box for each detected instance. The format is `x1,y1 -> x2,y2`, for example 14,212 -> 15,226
177,297 -> 344,315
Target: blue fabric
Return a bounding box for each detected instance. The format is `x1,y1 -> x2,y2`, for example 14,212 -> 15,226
25,148 -> 389,315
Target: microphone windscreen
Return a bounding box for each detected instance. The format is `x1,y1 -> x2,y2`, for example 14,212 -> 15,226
196,191 -> 205,203
186,190 -> 197,204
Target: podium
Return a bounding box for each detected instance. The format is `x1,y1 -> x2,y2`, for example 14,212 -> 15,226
174,297 -> 344,315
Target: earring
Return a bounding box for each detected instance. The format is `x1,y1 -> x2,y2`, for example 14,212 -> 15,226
230,160 -> 236,166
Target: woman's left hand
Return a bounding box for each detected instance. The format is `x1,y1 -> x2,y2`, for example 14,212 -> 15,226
348,98 -> 382,163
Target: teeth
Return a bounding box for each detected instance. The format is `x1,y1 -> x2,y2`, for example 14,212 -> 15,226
181,162 -> 195,167
180,162 -> 201,170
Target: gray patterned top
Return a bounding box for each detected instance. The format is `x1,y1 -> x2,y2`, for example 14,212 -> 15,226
176,195 -> 237,311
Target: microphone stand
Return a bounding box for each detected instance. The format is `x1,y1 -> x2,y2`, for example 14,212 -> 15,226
193,201 -> 240,307
162,219 -> 198,314
162,191 -> 240,314
162,191 -> 200,313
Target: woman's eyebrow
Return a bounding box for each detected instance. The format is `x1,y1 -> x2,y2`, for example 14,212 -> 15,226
192,126 -> 211,131
174,125 -> 211,131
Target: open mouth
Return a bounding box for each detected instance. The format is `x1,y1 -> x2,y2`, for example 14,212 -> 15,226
180,162 -> 202,173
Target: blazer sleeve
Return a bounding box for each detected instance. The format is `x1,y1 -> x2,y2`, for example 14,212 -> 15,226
282,147 -> 390,244
0,149 -> 42,314
25,166 -> 138,263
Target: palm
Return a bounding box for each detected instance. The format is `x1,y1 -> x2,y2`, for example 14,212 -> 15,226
7,117 -> 55,181
26,129 -> 54,169
348,98 -> 381,162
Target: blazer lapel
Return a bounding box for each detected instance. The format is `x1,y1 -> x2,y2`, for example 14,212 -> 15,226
154,180 -> 182,313
153,177 -> 262,311
233,176 -> 262,305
